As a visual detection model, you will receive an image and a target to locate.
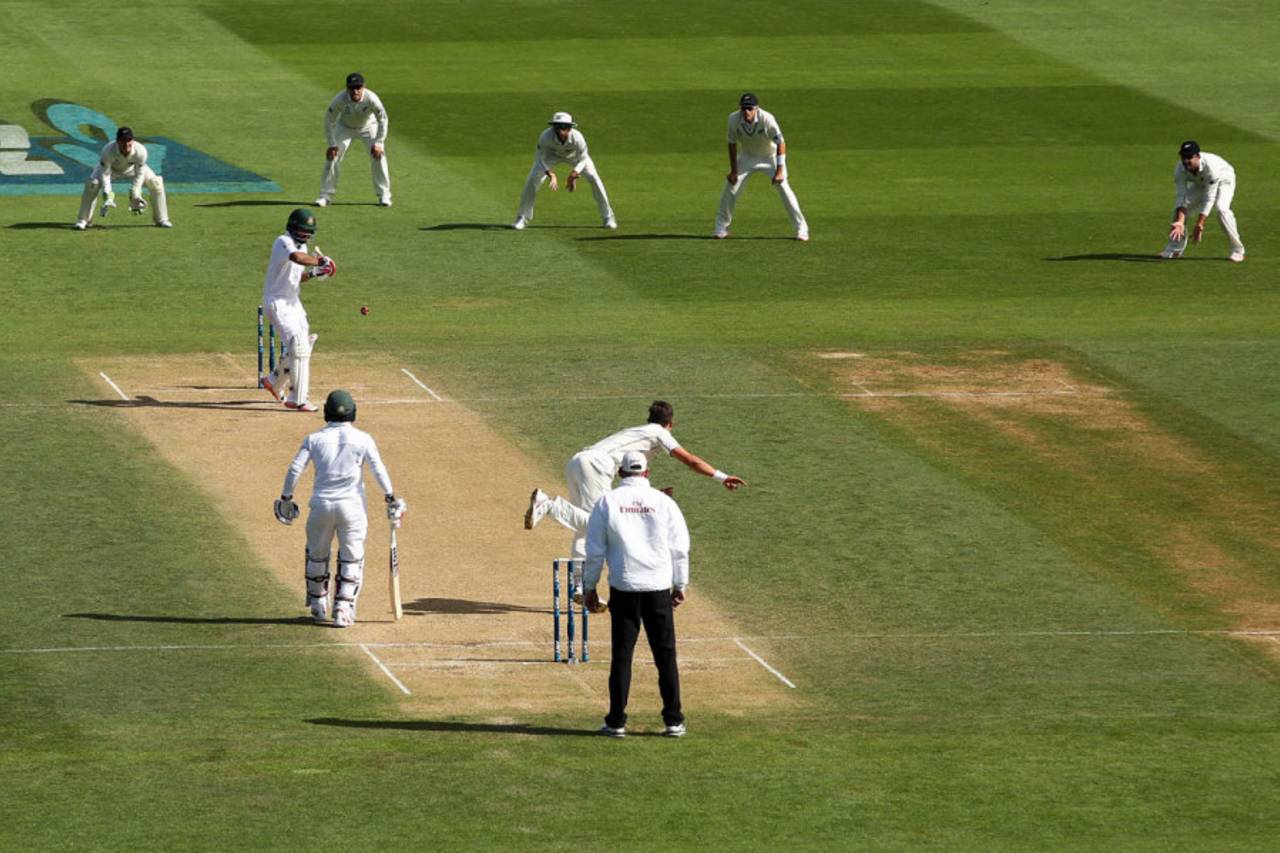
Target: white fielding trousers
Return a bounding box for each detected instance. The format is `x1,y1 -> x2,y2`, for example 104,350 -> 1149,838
1168,180 -> 1245,255
517,156 -> 615,224
76,166 -> 169,225
264,298 -> 312,405
548,450 -> 615,558
319,124 -> 390,203
305,497 -> 368,613
715,154 -> 808,236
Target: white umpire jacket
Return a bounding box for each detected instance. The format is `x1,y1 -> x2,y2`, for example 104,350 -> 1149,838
583,476 -> 690,593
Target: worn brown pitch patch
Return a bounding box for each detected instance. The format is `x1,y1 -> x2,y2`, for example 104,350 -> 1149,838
817,348 -> 1280,660
79,353 -> 801,720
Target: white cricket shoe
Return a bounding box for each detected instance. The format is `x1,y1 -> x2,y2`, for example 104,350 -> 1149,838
604,216 -> 617,230
1229,250 -> 1246,263
284,401 -> 319,412
308,333 -> 318,349
309,599 -> 329,623
512,216 -> 528,231
378,198 -> 392,207
157,220 -> 173,228
314,198 -> 329,208
571,586 -> 584,606
713,230 -> 728,240
73,221 -> 87,231
1157,246 -> 1182,260
599,724 -> 626,738
796,231 -> 809,242
524,488 -> 550,529
333,603 -> 355,628
663,723 -> 687,738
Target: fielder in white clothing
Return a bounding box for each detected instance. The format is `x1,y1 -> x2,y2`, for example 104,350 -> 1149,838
512,111 -> 616,230
714,93 -> 808,241
261,208 -> 336,413
1159,140 -> 1245,262
317,72 -> 391,207
526,401 -> 744,594
73,126 -> 171,230
275,390 -> 406,627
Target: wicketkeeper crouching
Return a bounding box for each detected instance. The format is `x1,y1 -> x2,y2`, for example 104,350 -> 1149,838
274,389 -> 406,627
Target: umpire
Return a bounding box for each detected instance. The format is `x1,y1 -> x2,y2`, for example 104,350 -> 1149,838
583,451 -> 690,738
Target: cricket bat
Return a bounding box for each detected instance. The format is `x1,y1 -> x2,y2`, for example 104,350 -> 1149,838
389,525 -> 403,620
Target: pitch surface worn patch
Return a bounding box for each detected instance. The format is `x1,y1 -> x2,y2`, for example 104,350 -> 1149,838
78,354 -> 799,721
814,348 -> 1280,661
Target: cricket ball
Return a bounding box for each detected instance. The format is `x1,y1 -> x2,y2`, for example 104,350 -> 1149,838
360,305 -> 370,316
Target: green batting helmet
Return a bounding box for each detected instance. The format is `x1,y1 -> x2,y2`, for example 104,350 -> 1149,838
287,207 -> 317,242
324,389 -> 356,423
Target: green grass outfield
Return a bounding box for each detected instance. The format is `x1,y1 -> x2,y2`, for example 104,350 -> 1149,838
3,0 -> 1279,848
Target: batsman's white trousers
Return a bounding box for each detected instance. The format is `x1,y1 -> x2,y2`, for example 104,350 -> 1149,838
715,155 -> 808,236
517,156 -> 615,224
306,497 -> 368,562
264,298 -> 312,405
319,124 -> 391,203
76,165 -> 170,225
1167,180 -> 1245,255
546,450 -> 615,558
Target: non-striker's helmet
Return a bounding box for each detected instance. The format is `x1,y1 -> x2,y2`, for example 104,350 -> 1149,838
324,389 -> 357,423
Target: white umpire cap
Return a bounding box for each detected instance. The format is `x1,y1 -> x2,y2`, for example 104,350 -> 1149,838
619,451 -> 648,474
548,111 -> 577,127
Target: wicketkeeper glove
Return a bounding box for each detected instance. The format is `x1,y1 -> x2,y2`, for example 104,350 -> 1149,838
274,496 -> 300,525
100,191 -> 116,216
385,494 -> 407,527
129,195 -> 147,215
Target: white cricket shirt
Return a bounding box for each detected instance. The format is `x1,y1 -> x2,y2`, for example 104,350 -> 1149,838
726,107 -> 785,159
94,140 -> 149,195
1174,152 -> 1236,215
582,476 -> 690,593
326,89 -> 389,144
282,422 -> 394,503
262,233 -> 307,304
583,422 -> 681,466
533,127 -> 591,173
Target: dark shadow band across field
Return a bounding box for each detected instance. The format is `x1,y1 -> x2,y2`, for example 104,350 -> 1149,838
309,717 -> 635,738
403,597 -> 546,615
70,396 -> 289,412
1047,253 -> 1225,263
65,612 -> 315,626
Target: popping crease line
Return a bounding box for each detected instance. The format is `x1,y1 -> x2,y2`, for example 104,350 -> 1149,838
400,368 -> 444,401
98,372 -> 130,401
734,637 -> 797,688
361,644 -> 412,695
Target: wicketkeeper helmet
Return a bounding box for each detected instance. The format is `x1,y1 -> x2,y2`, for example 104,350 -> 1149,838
287,207 -> 317,242
324,389 -> 357,423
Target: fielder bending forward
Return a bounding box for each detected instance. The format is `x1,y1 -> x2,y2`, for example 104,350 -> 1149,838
261,208 -> 335,412
73,126 -> 171,230
526,400 -> 743,599
1159,140 -> 1246,262
317,72 -> 391,208
714,93 -> 808,241
274,390 -> 407,627
512,111 -> 616,231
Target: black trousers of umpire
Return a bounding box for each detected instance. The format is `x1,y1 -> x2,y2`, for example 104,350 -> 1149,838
605,588 -> 683,729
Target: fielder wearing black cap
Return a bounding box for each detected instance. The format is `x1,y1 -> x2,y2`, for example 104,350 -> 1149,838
738,92 -> 758,108
116,126 -> 134,142
346,72 -> 364,88
1179,140 -> 1200,160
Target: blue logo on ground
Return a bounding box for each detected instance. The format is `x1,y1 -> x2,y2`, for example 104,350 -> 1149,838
0,100 -> 280,195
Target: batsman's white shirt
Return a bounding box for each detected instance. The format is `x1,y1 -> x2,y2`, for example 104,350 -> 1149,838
1174,152 -> 1235,215
93,140 -> 149,195
727,107 -> 785,160
583,476 -> 690,593
282,422 -> 394,504
262,234 -> 306,304
534,127 -> 591,173
326,89 -> 389,145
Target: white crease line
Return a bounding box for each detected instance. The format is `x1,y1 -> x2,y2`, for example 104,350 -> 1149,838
98,372 -> 130,401
841,390 -> 1088,400
400,368 -> 443,401
389,656 -> 758,669
361,644 -> 411,695
734,638 -> 797,689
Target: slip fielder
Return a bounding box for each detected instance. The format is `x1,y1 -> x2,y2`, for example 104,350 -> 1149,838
512,111 -> 616,231
316,72 -> 391,208
714,93 -> 808,241
1159,140 -> 1246,262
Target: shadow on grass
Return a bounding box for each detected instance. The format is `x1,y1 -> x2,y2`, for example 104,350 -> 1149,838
403,597 -> 547,616
65,612 -> 314,626
70,396 -> 285,412
7,222 -> 155,230
1045,253 -> 1223,263
308,717 -> 622,738
196,200 -> 314,208
576,233 -> 799,242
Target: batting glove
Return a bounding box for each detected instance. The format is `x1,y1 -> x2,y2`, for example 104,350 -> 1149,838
274,496 -> 300,525
310,255 -> 336,279
385,495 -> 407,526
